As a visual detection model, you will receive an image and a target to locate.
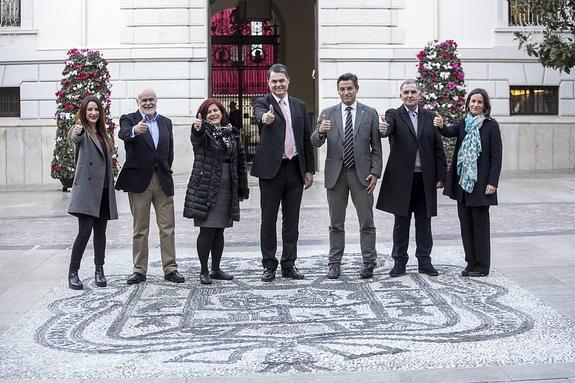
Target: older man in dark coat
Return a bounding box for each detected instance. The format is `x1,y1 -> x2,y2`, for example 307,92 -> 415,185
377,79 -> 446,277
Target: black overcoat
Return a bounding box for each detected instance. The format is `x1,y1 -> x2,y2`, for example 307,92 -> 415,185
183,122 -> 249,221
441,118 -> 502,206
376,106 -> 446,217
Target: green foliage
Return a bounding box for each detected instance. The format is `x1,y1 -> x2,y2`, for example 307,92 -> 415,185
50,48 -> 118,181
513,0 -> 575,73
416,40 -> 467,166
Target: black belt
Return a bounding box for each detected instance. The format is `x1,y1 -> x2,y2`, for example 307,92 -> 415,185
223,159 -> 231,163
282,155 -> 298,162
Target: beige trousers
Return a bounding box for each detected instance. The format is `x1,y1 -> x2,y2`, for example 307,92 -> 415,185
128,172 -> 178,275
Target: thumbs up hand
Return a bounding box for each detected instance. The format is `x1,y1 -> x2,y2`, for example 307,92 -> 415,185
319,113 -> 331,134
378,115 -> 389,135
433,111 -> 444,128
134,119 -> 148,135
262,104 -> 275,125
193,113 -> 203,131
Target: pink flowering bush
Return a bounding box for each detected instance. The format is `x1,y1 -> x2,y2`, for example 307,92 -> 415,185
416,40 -> 466,166
51,48 -> 118,183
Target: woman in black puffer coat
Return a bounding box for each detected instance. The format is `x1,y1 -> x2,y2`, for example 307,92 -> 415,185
183,98 -> 249,285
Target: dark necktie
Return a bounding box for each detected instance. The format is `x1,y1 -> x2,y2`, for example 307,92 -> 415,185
343,106 -> 354,168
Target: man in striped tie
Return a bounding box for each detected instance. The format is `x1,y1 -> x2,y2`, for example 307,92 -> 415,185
311,73 -> 382,279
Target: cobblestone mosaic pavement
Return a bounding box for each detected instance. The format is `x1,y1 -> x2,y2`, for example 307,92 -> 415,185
0,246 -> 574,380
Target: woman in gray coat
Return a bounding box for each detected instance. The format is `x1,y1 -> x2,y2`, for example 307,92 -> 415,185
67,96 -> 118,290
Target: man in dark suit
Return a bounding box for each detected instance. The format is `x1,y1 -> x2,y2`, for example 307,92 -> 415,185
377,79 -> 446,277
116,88 -> 185,284
310,73 -> 382,279
252,63 -> 315,282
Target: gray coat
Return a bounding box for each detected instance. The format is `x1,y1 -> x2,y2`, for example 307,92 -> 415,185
68,128 -> 118,220
311,102 -> 382,189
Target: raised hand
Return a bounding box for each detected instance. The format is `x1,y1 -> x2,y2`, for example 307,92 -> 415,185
193,113 -> 203,131
135,119 -> 148,135
262,104 -> 275,125
73,121 -> 84,135
319,113 -> 331,134
433,111 -> 444,128
378,115 -> 389,135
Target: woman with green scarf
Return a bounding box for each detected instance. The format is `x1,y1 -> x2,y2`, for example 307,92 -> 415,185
434,88 -> 502,277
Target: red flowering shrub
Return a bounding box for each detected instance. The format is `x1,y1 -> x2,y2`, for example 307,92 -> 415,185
51,48 -> 119,182
416,40 -> 467,166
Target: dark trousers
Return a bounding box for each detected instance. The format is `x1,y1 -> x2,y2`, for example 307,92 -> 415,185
457,203 -> 491,273
259,158 -> 303,270
69,190 -> 109,273
391,172 -> 432,264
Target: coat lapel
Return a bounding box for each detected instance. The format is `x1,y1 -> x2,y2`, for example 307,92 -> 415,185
89,134 -> 104,157
399,107 -> 417,138
354,103 -> 366,138
332,104 -> 344,144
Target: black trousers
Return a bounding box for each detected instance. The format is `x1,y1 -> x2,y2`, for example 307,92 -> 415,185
457,203 -> 491,273
391,172 -> 433,263
259,158 -> 303,270
69,190 -> 109,273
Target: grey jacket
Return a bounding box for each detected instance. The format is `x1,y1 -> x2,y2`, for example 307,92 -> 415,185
311,102 -> 382,189
68,128 -> 118,219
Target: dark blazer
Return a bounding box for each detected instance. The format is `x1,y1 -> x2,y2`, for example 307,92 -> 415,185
115,111 -> 175,196
183,123 -> 249,221
310,102 -> 382,189
441,118 -> 502,206
376,106 -> 446,217
251,94 -> 315,181
68,129 -> 118,219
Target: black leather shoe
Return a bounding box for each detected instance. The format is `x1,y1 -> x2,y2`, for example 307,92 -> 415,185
210,270 -> 234,280
389,262 -> 407,277
282,266 -> 304,279
327,264 -> 341,279
461,269 -> 469,277
200,273 -> 212,285
360,263 -> 375,279
262,268 -> 276,282
467,271 -> 489,277
127,272 -> 147,285
95,265 -> 107,287
165,270 -> 185,283
418,263 -> 439,276
68,272 -> 83,290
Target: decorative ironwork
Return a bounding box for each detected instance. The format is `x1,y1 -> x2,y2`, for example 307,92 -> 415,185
0,0 -> 20,27
508,0 -> 542,26
210,7 -> 280,161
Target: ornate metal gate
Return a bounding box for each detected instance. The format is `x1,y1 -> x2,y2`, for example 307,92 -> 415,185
210,7 -> 280,162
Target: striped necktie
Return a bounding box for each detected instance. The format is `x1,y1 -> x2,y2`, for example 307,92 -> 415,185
343,106 -> 354,168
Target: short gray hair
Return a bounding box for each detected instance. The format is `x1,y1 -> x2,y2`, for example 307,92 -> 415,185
399,79 -> 420,91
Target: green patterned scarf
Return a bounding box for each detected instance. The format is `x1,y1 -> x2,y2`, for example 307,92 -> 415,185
456,113 -> 485,193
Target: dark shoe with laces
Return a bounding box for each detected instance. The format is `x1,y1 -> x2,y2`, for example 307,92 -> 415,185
327,264 -> 341,279
282,266 -> 304,279
68,272 -> 83,290
418,262 -> 439,276
95,265 -> 107,287
210,270 -> 234,280
262,268 -> 276,282
165,270 -> 185,283
127,272 -> 147,285
360,263 -> 375,279
389,262 -> 407,277
200,273 -> 212,285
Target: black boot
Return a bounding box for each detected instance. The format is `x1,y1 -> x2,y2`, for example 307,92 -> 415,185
95,265 -> 107,287
68,272 -> 83,290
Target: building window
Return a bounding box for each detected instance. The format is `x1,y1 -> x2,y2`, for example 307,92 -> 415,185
0,0 -> 20,27
508,0 -> 541,26
0,87 -> 20,117
510,86 -> 558,115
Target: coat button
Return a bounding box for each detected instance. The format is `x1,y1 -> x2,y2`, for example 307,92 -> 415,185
89,162 -> 93,165
88,177 -> 92,180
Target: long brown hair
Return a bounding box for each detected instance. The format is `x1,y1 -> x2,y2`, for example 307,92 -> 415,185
465,88 -> 492,119
69,96 -> 113,151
